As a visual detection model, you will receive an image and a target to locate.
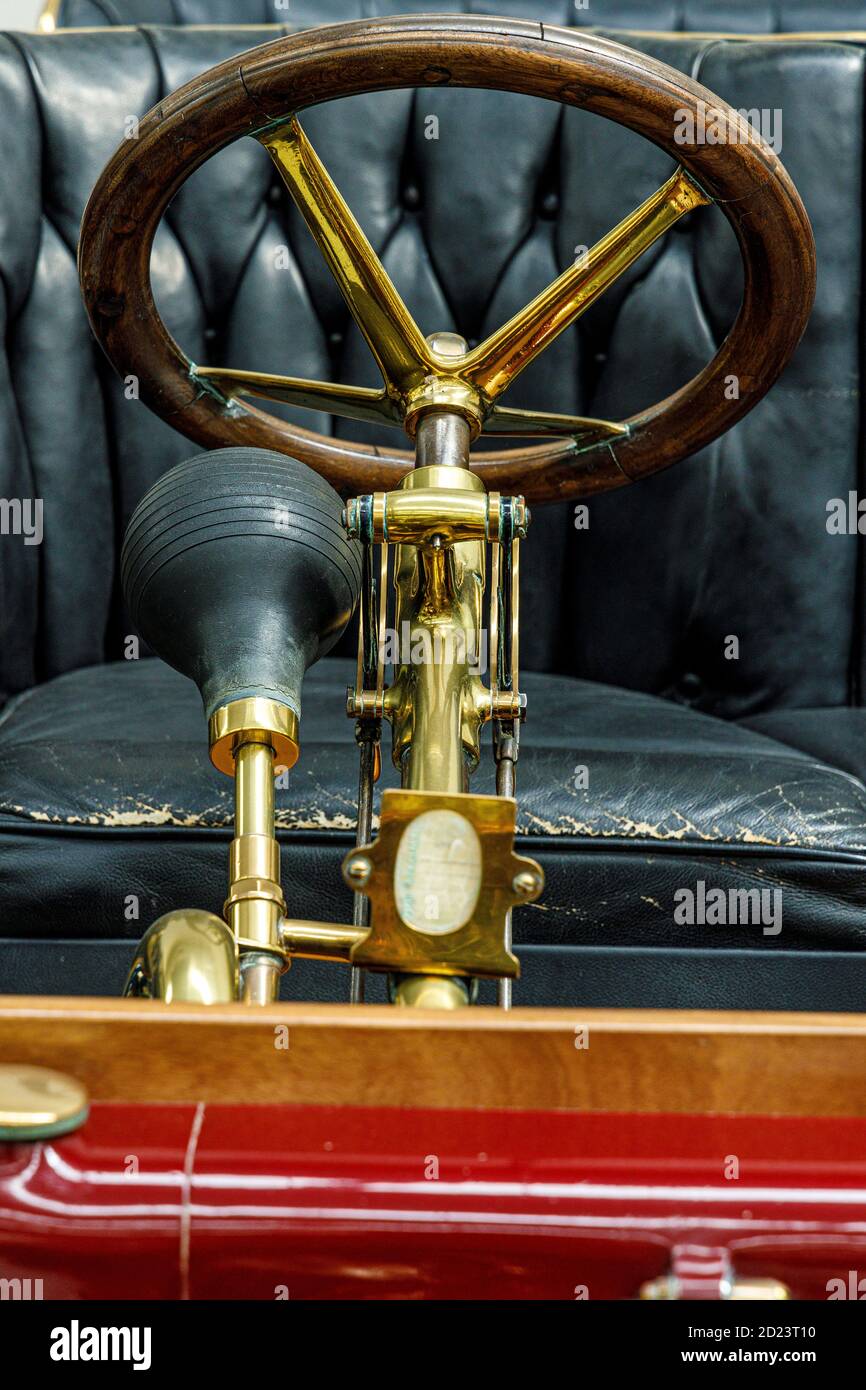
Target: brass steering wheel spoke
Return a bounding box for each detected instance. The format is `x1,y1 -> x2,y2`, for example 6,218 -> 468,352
243,147 -> 708,436
240,147 -> 708,440
259,116 -> 433,399
483,405 -> 628,442
193,365 -> 402,429
461,168 -> 711,404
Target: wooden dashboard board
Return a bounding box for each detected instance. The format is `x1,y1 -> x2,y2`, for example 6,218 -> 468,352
1,997 -> 865,1115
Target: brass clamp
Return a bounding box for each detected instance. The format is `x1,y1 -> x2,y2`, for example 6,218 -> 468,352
344,489 -> 528,546
224,877 -> 287,918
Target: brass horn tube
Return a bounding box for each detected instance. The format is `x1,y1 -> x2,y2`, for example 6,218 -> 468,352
225,734 -> 286,1004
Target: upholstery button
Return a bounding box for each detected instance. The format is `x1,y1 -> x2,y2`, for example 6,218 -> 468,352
677,672 -> 704,702
403,184 -> 421,210
203,327 -> 217,344
329,330 -> 343,350
539,190 -> 559,218
268,184 -> 282,206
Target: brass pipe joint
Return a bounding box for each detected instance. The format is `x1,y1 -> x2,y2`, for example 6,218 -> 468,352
278,917 -> 365,963
224,853 -> 286,922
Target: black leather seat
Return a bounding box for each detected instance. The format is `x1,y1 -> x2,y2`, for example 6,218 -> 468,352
50,0 -> 866,34
5,656 -> 866,941
3,19 -> 866,1006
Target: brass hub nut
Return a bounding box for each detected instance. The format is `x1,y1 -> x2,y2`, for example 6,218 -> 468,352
403,377 -> 485,439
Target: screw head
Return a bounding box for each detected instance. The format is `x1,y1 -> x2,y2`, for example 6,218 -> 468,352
345,855 -> 373,887
512,868 -> 542,899
426,330 -> 468,360
343,499 -> 359,537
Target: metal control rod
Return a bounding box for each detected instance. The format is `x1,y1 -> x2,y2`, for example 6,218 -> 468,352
350,733 -> 376,1003
495,739 -> 517,1010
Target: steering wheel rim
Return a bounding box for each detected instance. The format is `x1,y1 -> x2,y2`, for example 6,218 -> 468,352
78,15 -> 816,503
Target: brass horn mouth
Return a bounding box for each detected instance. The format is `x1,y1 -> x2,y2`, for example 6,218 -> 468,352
124,910 -> 238,1005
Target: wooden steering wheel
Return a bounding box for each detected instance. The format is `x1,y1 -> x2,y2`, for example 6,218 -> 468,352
78,16 -> 815,503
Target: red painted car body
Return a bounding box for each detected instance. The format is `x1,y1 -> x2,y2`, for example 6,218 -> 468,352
2,1103 -> 865,1299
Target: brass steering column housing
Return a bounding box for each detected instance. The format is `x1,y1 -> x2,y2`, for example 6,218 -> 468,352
386,465 -> 491,789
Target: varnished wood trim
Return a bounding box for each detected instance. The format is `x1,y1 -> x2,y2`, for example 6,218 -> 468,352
2,997 -> 865,1115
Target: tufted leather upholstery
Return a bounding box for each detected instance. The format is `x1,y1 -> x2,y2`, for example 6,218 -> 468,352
51,0 -> 866,35
0,24 -> 857,712
2,19 -> 866,1005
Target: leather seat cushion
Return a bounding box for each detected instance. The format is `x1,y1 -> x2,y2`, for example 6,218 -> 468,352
740,708 -> 866,789
3,658 -> 866,952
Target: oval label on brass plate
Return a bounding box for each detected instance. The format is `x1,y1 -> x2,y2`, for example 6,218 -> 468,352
394,809 -> 482,936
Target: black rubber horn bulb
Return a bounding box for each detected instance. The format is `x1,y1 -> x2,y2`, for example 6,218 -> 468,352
121,447 -> 362,722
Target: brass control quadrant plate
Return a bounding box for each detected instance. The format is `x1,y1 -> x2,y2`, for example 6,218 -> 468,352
342,789 -> 543,979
